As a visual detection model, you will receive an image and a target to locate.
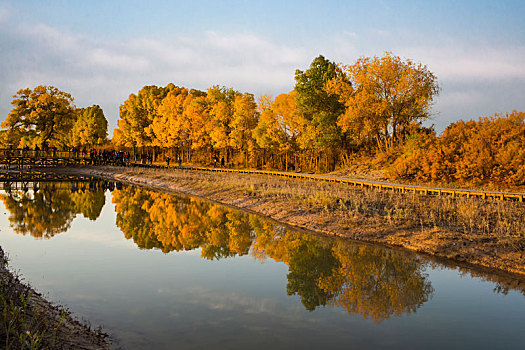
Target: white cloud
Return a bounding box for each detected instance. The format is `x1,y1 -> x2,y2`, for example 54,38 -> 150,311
342,31 -> 358,38
0,18 -> 306,134
1,13 -> 524,137
372,28 -> 390,37
0,6 -> 9,23
22,23 -> 83,53
86,48 -> 151,72
402,45 -> 525,81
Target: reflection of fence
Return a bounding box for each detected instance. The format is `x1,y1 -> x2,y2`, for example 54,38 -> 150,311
0,148 -> 124,168
129,162 -> 525,202
0,177 -> 122,192
0,171 -> 96,183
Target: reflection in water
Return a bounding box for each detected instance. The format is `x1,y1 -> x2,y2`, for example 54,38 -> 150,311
320,244 -> 434,321
3,182 -> 522,322
1,183 -> 524,349
0,181 -> 113,238
112,186 -> 434,321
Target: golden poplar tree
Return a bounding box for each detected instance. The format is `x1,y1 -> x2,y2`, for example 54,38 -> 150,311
2,86 -> 76,148
329,52 -> 439,152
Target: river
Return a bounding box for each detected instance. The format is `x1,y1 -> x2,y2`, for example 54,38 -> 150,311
0,180 -> 523,349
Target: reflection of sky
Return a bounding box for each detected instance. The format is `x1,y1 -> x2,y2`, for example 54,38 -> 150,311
0,189 -> 524,349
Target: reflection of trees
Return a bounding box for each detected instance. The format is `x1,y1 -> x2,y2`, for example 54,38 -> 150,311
250,220 -> 434,319
320,244 -> 434,322
112,187 -> 254,255
113,187 -> 434,320
71,189 -> 106,221
113,186 -> 159,250
0,182 -> 107,238
286,240 -> 339,311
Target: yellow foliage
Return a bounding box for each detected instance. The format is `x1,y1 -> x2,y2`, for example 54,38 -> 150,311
329,52 -> 439,151
391,111 -> 525,186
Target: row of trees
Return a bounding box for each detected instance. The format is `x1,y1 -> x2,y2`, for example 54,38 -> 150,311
1,53 -> 522,185
0,85 -> 108,149
112,52 -> 439,171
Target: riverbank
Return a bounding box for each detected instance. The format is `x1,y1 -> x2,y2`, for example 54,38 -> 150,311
0,247 -> 110,349
59,165 -> 525,278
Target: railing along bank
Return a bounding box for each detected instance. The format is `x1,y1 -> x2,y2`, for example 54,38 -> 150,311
128,162 -> 525,202
0,149 -> 521,201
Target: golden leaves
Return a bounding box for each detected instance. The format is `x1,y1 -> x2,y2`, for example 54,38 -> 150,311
391,111 -> 525,186
328,52 -> 439,151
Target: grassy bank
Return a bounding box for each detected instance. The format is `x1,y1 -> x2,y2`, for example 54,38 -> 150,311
61,165 -> 525,278
0,247 -> 109,349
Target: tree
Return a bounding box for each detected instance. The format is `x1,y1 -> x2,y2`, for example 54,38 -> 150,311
114,84 -> 175,148
1,85 -> 76,148
294,55 -> 346,151
294,55 -> 347,170
391,111 -> 525,186
330,52 -> 439,152
252,104 -> 283,153
154,87 -> 189,149
69,105 -> 108,147
230,93 -> 258,167
185,93 -> 211,151
253,93 -> 301,170
206,86 -> 239,160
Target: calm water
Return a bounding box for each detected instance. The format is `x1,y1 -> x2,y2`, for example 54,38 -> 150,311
0,181 -> 524,349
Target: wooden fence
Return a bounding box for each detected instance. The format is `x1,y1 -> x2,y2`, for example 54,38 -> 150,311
129,162 -> 525,202
0,147 -> 521,201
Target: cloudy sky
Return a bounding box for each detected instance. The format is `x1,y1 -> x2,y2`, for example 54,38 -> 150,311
1,0 -> 524,136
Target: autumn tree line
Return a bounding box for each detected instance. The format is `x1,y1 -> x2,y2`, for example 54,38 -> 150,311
112,52 -> 440,172
1,52 -> 524,186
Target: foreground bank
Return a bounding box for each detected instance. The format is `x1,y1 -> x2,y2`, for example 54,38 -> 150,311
0,248 -> 110,349
55,165 -> 525,279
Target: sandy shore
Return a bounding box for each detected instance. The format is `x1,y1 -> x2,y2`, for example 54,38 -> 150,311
51,165 -> 525,281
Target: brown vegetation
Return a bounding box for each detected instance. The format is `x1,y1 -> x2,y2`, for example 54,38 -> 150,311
390,111 -> 525,188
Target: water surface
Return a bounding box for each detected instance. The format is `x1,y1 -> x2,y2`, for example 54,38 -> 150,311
0,181 -> 523,349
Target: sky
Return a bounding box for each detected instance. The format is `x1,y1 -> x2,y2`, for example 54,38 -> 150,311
1,0 -> 525,136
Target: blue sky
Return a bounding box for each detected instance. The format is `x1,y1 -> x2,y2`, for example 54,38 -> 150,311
1,0 -> 525,135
